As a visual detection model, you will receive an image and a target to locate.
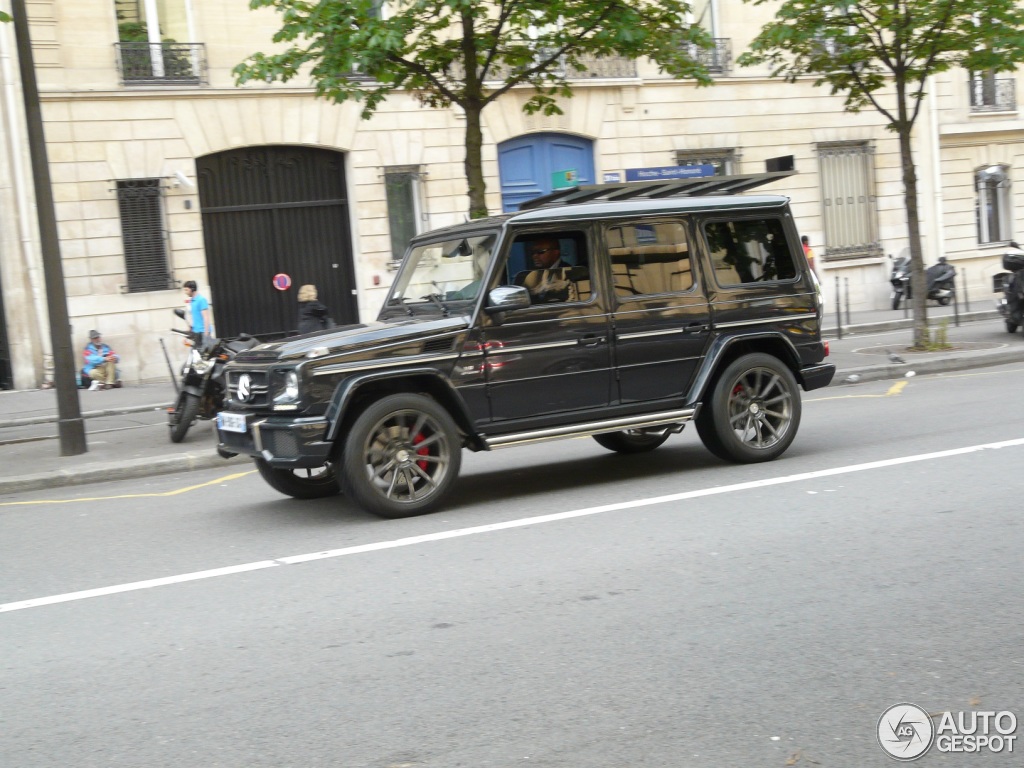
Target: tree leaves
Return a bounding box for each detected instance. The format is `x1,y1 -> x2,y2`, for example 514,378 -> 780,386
235,0 -> 715,215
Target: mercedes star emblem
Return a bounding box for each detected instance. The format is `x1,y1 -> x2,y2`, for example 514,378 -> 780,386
237,374 -> 252,402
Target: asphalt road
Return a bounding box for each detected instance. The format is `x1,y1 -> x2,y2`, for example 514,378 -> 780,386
3,363 -> 1024,767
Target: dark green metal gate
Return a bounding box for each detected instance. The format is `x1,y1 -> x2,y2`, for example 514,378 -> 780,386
197,146 -> 357,339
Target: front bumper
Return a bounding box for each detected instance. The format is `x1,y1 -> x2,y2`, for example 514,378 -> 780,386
217,412 -> 334,469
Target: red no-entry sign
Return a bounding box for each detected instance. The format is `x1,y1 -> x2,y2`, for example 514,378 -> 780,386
273,273 -> 292,291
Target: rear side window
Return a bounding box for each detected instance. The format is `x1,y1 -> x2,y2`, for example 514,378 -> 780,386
705,218 -> 796,286
606,220 -> 694,298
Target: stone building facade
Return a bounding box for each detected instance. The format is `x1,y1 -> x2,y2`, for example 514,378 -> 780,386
0,0 -> 1020,387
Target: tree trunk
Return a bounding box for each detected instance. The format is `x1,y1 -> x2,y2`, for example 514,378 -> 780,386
898,126 -> 930,349
463,102 -> 488,219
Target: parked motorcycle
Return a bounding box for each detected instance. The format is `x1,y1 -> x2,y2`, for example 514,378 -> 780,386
889,249 -> 956,310
168,308 -> 259,442
993,241 -> 1024,334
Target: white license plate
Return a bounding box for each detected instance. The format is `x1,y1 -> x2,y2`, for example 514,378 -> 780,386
218,412 -> 247,433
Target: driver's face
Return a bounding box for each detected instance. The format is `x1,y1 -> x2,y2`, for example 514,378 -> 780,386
530,240 -> 560,269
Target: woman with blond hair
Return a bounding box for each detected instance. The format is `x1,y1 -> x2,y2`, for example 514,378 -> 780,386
296,284 -> 332,334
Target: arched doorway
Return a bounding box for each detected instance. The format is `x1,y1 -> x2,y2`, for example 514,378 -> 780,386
497,133 -> 595,212
197,146 -> 357,338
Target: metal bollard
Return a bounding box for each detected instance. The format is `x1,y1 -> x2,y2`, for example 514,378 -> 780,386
953,268 -> 960,327
844,277 -> 851,326
834,275 -> 842,339
961,267 -> 970,312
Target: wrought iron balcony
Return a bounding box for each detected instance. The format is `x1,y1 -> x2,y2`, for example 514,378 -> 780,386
688,38 -> 732,75
115,42 -> 207,86
470,52 -> 638,83
552,53 -> 638,80
970,77 -> 1016,112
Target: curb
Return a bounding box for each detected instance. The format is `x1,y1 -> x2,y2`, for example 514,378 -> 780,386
823,309 -> 1000,337
0,450 -> 250,495
0,402 -> 171,429
829,347 -> 1024,385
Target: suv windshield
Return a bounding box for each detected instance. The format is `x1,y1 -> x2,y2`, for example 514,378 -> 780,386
385,233 -> 498,314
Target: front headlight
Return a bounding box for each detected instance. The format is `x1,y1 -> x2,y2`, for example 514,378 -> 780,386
273,370 -> 300,404
192,357 -> 212,375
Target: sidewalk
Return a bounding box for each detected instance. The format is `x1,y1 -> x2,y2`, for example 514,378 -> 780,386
2,305 -> 1022,496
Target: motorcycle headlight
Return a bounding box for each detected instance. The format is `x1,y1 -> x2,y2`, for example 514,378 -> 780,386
192,357 -> 212,375
273,370 -> 300,404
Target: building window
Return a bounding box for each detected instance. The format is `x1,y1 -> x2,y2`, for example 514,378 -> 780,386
676,148 -> 737,176
385,166 -> 425,263
969,71 -> 1017,113
817,142 -> 881,259
116,178 -> 173,292
976,164 -> 1012,244
114,0 -> 206,86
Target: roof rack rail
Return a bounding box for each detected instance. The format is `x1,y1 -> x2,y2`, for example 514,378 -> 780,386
518,170 -> 797,211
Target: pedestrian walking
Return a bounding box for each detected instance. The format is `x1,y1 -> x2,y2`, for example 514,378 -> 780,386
183,280 -> 213,345
296,284 -> 333,334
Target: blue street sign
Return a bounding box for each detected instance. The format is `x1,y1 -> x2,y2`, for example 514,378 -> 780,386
624,164 -> 716,182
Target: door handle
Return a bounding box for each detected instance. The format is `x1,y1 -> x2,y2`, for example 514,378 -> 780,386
577,334 -> 606,347
683,322 -> 708,334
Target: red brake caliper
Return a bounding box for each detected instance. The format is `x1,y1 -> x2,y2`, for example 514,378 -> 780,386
412,433 -> 429,471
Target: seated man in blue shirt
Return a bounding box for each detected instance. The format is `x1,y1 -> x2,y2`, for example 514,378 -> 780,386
82,330 -> 121,390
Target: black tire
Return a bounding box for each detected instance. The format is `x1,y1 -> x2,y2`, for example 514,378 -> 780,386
937,295 -> 952,306
1006,320 -> 1020,334
255,458 -> 341,499
696,353 -> 802,463
593,428 -> 672,454
168,392 -> 200,443
341,393 -> 462,518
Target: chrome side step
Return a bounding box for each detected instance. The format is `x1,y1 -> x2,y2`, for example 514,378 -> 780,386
483,409 -> 695,450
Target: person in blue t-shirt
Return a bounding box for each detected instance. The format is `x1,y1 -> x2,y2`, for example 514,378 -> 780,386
82,329 -> 121,390
183,280 -> 213,344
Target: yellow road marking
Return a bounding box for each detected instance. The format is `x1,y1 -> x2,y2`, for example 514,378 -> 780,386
886,380 -> 908,396
0,470 -> 255,507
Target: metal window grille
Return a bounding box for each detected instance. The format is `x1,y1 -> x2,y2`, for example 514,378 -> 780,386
675,148 -> 737,176
969,72 -> 1016,112
116,178 -> 173,292
115,42 -> 207,86
817,142 -> 882,259
686,39 -> 732,75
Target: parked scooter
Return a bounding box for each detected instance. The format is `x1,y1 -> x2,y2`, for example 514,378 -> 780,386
168,308 -> 259,442
889,249 -> 956,309
993,241 -> 1024,334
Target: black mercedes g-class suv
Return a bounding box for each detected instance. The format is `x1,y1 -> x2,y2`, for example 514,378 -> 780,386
217,173 -> 834,518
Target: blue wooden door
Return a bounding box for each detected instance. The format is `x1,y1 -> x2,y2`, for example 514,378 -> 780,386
498,133 -> 595,212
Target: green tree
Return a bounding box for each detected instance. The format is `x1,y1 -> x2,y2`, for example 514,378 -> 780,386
235,0 -> 713,219
739,0 -> 1024,348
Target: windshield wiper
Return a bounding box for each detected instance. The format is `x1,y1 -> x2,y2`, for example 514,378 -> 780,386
422,293 -> 450,317
387,297 -> 415,317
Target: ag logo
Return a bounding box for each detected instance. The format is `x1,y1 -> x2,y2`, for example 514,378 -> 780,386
878,703 -> 935,761
236,374 -> 252,402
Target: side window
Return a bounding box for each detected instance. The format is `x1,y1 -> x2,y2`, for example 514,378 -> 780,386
606,221 -> 693,299
505,231 -> 592,305
704,218 -> 796,286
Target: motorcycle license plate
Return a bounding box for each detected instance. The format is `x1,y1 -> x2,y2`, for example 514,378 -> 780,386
218,412 -> 247,433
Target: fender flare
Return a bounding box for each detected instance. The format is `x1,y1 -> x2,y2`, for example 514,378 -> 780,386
323,368 -> 483,449
686,332 -> 803,404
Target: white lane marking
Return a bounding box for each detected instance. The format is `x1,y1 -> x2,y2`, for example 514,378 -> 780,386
3,437 -> 1023,614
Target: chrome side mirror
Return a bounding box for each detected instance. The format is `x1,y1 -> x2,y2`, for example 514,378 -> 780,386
484,285 -> 531,314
